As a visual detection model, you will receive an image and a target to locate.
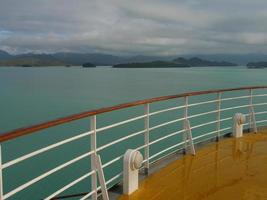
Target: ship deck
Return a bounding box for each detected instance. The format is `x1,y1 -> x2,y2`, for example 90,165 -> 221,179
118,130 -> 267,200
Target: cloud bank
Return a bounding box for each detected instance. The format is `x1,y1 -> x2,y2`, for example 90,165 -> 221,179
0,0 -> 267,55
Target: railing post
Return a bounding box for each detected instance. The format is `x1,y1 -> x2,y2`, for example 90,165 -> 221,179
90,115 -> 97,200
249,89 -> 258,133
0,145 -> 3,200
183,119 -> 196,155
144,103 -> 150,174
95,155 -> 109,200
183,96 -> 189,154
216,92 -> 222,141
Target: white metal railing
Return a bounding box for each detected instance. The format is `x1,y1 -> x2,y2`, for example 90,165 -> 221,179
0,87 -> 267,200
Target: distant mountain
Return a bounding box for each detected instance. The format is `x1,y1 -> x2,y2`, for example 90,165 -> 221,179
0,53 -> 66,66
113,61 -> 190,68
183,54 -> 267,65
122,55 -> 174,63
0,49 -> 266,67
173,57 -> 237,67
0,50 -> 12,59
0,51 -> 174,66
53,52 -> 122,65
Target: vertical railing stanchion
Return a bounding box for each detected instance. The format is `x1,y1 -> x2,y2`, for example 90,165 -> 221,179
144,103 -> 150,174
216,92 -> 222,141
183,96 -> 189,154
249,89 -> 258,133
90,115 -> 97,200
249,89 -> 253,131
0,145 -> 3,200
95,155 -> 109,200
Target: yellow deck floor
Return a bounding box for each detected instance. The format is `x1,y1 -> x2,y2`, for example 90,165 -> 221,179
119,131 -> 267,200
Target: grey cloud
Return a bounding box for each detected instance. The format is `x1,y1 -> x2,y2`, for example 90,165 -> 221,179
0,0 -> 267,55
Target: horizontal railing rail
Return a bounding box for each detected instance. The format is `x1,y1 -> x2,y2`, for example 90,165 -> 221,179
0,86 -> 267,200
1,86 -> 266,142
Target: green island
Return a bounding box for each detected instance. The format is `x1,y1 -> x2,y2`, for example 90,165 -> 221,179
82,63 -> 96,68
113,61 -> 190,68
173,57 -> 237,67
113,57 -> 238,68
247,62 -> 267,69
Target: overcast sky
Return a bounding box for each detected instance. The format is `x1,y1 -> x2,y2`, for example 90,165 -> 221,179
0,0 -> 267,55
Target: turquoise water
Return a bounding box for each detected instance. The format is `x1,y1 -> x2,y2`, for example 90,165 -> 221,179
0,66 -> 267,199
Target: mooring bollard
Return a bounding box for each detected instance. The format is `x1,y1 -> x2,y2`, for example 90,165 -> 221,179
233,113 -> 246,138
123,149 -> 143,195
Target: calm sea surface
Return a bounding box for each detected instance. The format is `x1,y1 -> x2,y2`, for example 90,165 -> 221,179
1,66 -> 266,133
0,66 -> 267,199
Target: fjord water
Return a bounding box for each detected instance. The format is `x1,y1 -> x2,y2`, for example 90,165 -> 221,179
1,66 -> 266,133
0,66 -> 267,199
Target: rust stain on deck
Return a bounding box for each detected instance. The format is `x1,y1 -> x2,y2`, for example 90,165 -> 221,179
119,131 -> 267,200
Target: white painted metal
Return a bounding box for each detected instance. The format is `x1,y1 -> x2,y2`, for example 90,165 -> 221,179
3,130 -> 94,169
136,144 -> 146,151
102,155 -> 123,168
80,191 -> 95,200
221,95 -> 250,101
1,89 -> 267,199
144,103 -> 150,173
123,150 -> 143,195
193,127 -> 231,141
149,117 -> 185,131
193,130 -> 217,140
233,113 -> 246,138
95,155 -> 109,200
183,119 -> 196,155
44,170 -> 94,200
249,89 -> 253,131
106,172 -> 122,185
96,115 -> 146,133
220,104 -> 250,112
149,105 -> 185,116
256,119 -> 267,124
149,129 -> 184,146
149,141 -> 185,160
97,130 -> 146,152
220,117 -> 232,122
80,172 -> 123,200
218,127 -> 232,132
252,94 -> 267,97
255,111 -> 267,115
188,99 -> 218,107
217,93 -> 222,140
80,190 -> 95,200
188,110 -> 218,119
251,102 -> 267,107
90,115 -> 97,200
183,96 -> 189,152
249,89 -> 258,133
194,127 -> 232,145
4,151 -> 93,199
149,146 -> 184,165
0,146 -> 3,200
191,120 -> 218,130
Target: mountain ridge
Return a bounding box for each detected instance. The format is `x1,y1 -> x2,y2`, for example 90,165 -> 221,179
0,50 -> 266,66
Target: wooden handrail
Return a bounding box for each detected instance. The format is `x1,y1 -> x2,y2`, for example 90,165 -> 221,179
0,86 -> 266,143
